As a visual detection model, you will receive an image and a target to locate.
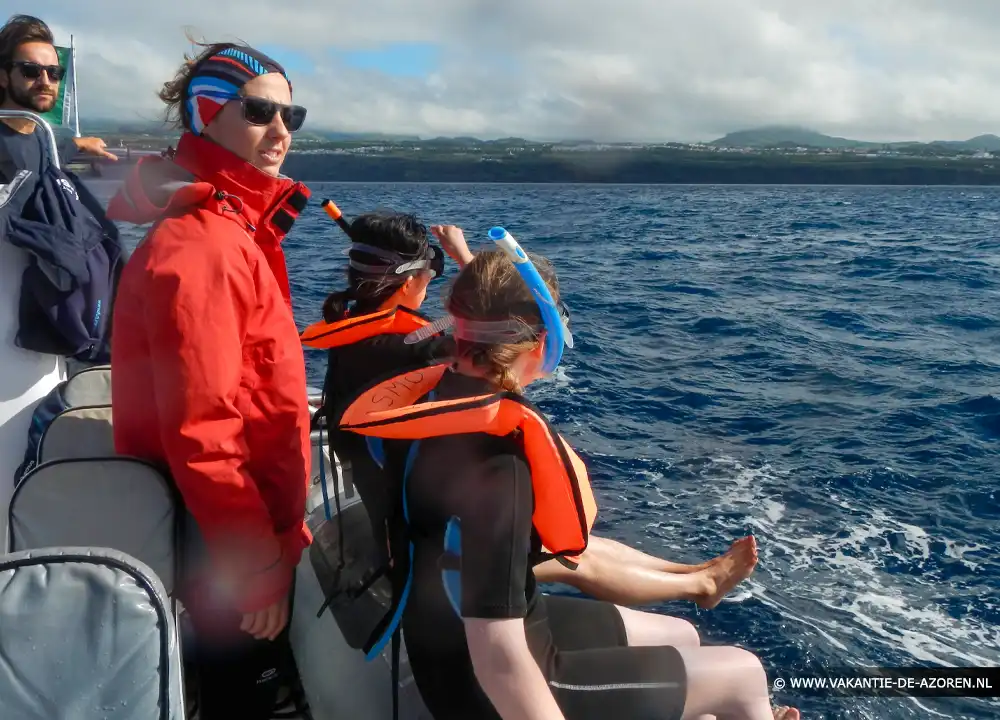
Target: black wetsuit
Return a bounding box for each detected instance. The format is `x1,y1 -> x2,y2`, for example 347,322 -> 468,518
323,330 -> 454,557
328,338 -> 689,719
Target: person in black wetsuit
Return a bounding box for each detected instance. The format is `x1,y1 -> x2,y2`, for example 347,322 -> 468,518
327,228 -> 799,719
310,213 -> 759,610
314,211 -> 464,573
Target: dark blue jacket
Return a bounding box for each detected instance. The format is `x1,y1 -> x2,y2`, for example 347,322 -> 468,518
0,162 -> 125,361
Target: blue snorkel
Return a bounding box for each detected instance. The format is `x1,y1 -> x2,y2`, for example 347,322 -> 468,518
488,227 -> 573,374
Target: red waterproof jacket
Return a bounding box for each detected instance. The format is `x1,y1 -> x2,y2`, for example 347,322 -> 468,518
107,132 -> 312,612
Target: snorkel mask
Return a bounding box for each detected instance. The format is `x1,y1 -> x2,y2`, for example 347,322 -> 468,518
405,226 -> 574,375
322,199 -> 444,279
348,242 -> 444,279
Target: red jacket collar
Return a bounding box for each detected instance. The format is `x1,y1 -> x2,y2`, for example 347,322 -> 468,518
171,134 -> 312,308
170,132 -> 293,230
107,132 -> 312,309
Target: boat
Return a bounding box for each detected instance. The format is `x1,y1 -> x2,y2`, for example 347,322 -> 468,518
0,110 -> 67,543
0,110 -> 431,718
65,146 -> 165,182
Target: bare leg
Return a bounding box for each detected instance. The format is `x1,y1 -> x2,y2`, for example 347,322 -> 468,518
677,646 -> 799,720
613,608 -> 799,720
586,534 -> 755,574
535,554 -> 710,604
533,537 -> 757,608
616,605 -> 701,647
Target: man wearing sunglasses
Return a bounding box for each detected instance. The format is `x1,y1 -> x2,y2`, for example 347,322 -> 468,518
0,14 -> 116,183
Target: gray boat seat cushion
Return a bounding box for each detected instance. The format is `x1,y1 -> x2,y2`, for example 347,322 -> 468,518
0,547 -> 184,720
8,457 -> 179,595
63,363 -> 112,406
38,404 -> 114,463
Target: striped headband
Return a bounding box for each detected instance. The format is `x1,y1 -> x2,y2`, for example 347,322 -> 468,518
186,45 -> 291,135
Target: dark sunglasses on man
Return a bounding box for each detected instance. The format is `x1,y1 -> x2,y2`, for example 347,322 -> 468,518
237,95 -> 307,132
8,61 -> 65,82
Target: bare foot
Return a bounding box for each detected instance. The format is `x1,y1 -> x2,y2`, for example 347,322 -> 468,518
704,535 -> 756,567
773,706 -> 800,720
694,536 -> 758,609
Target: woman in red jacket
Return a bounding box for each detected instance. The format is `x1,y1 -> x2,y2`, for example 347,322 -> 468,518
107,41 -> 311,720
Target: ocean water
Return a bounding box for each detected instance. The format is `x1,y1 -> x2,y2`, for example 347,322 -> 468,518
98,181 -> 999,720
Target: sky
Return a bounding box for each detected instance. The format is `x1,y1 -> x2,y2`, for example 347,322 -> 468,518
19,0 -> 1000,142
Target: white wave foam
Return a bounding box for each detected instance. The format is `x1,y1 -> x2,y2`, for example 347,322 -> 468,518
944,540 -> 988,571
531,365 -> 574,395
654,456 -> 1000,674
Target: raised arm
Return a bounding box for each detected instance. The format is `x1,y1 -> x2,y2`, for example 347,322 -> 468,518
431,224 -> 475,267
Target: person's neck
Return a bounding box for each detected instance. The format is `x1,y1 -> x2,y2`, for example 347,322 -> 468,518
377,294 -> 405,313
452,356 -> 489,379
0,102 -> 38,134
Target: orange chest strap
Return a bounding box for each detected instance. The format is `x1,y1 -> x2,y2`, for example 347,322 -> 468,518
300,307 -> 430,350
340,364 -> 598,557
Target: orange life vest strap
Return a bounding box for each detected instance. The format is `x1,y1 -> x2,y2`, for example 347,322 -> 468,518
340,364 -> 598,557
301,307 -> 430,349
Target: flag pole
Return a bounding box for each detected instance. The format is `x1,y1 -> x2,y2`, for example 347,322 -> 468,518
70,35 -> 81,137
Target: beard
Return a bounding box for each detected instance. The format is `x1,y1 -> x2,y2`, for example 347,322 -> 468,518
7,83 -> 57,113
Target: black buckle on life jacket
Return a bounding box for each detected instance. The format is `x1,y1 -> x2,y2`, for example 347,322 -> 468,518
535,551 -> 580,571
556,555 -> 580,571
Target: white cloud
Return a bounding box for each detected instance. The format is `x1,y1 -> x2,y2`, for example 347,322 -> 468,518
20,0 -> 1000,141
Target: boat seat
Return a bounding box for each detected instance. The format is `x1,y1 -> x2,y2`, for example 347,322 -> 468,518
0,546 -> 185,720
63,363 -> 112,404
13,365 -> 114,482
7,456 -> 181,596
37,404 -> 115,464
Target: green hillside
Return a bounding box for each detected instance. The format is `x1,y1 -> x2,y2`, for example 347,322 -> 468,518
710,125 -> 1000,151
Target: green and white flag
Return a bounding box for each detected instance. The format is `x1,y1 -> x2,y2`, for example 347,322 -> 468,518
38,44 -> 75,131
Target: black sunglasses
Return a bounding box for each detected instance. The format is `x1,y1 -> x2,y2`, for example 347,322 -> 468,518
238,96 -> 307,132
9,61 -> 65,82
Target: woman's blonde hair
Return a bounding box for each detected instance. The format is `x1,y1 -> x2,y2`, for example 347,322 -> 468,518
446,249 -> 561,394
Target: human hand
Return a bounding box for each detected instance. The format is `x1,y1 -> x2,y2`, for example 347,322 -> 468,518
73,136 -> 118,161
240,591 -> 290,641
431,224 -> 475,267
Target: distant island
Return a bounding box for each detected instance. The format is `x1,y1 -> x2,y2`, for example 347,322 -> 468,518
709,125 -> 1000,152
77,121 -> 1000,185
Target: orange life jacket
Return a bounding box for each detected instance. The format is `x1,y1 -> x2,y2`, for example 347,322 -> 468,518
339,363 -> 598,558
300,306 -> 431,350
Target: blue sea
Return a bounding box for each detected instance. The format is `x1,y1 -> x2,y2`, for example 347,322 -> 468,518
99,182 -> 999,720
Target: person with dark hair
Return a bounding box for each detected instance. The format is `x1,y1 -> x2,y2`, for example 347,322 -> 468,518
105,39 -> 311,720
303,211 -> 469,591
0,14 -> 116,181
302,216 -> 756,621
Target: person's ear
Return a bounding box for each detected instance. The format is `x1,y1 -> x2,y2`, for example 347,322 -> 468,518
530,333 -> 547,361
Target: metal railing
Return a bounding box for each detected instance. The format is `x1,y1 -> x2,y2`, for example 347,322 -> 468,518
0,110 -> 60,169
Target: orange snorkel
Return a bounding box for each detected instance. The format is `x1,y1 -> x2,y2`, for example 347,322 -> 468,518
322,199 -> 353,237
322,199 -> 445,278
